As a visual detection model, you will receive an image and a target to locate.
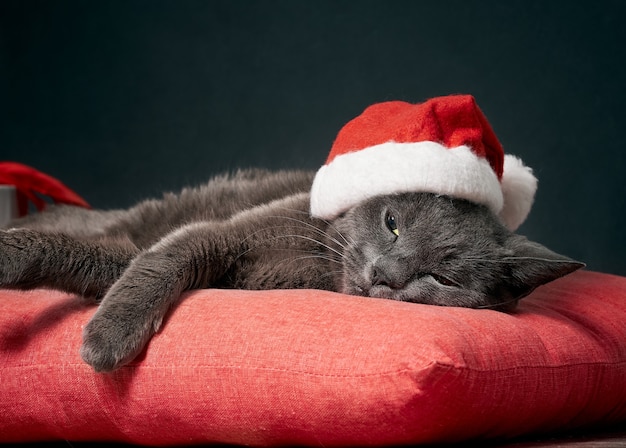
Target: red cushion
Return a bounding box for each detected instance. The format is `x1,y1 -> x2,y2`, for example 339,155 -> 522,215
1,270 -> 625,445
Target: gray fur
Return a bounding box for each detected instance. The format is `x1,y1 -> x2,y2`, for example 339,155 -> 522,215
0,169 -> 583,372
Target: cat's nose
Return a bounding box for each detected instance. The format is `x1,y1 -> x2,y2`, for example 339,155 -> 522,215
370,267 -> 387,287
370,264 -> 406,289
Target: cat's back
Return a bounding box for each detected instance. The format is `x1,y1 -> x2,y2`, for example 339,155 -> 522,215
118,169 -> 316,247
168,168 -> 315,220
184,168 -> 314,217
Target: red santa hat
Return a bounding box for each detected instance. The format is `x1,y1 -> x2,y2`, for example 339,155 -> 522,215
309,95 -> 537,231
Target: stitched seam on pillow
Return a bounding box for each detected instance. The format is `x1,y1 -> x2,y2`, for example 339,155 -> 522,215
8,360 -> 624,377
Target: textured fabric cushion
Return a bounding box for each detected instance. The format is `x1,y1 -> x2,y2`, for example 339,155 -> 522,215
1,270 -> 625,446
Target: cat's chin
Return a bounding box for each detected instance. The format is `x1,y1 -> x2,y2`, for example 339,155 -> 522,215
341,275 -> 427,303
342,282 -> 408,302
366,285 -> 408,302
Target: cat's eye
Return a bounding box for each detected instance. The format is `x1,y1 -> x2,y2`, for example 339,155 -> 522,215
430,274 -> 458,287
385,212 -> 399,236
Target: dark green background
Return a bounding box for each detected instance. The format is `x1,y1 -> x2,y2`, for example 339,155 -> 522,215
1,1 -> 625,275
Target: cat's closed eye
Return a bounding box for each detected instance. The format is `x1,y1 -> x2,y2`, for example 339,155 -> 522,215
427,273 -> 459,287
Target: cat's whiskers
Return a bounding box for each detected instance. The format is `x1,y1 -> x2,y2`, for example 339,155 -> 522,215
234,224 -> 325,260
459,256 -> 578,264
235,213 -> 348,255
278,233 -> 345,260
233,229 -> 345,265
264,249 -> 343,266
475,297 -> 520,310
288,253 -> 343,265
255,249 -> 343,283
272,206 -> 354,247
318,269 -> 344,281
267,215 -> 347,250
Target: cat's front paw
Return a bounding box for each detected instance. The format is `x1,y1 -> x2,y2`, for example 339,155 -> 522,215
79,250 -> 180,372
0,228 -> 45,288
80,300 -> 163,372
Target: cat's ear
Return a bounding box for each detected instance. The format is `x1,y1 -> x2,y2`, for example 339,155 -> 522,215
499,234 -> 585,300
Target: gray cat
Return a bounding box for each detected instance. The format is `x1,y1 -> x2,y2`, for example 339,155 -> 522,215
0,169 -> 583,372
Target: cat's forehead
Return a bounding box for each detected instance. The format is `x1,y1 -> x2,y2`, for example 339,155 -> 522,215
360,192 -> 485,218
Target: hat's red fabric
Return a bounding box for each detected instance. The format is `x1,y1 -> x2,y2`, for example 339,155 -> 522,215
327,95 -> 505,177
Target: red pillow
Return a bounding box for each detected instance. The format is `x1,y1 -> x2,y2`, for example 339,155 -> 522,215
1,270 -> 625,445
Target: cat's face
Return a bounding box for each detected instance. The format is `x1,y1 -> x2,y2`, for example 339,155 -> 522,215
330,192 -> 583,310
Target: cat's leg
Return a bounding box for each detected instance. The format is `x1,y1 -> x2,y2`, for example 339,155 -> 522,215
79,221 -> 237,371
80,193 -> 316,372
0,228 -> 139,300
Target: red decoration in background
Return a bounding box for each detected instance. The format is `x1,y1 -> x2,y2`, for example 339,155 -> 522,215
0,161 -> 90,216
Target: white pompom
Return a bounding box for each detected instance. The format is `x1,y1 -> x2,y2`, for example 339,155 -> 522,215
498,155 -> 538,231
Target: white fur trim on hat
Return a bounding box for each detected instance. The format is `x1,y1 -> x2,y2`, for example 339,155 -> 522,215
310,141 -> 504,220
498,155 -> 537,231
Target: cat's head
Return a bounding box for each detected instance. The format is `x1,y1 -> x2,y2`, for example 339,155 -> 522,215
330,192 -> 584,310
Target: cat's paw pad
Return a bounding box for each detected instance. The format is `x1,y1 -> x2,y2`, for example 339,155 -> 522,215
80,313 -> 152,372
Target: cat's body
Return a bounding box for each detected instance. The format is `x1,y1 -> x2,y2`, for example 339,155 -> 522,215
1,169 -> 583,372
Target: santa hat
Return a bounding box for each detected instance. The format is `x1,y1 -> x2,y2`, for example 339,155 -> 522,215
309,95 -> 537,231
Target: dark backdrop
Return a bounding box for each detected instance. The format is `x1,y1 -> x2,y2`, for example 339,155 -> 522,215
1,0 -> 625,275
